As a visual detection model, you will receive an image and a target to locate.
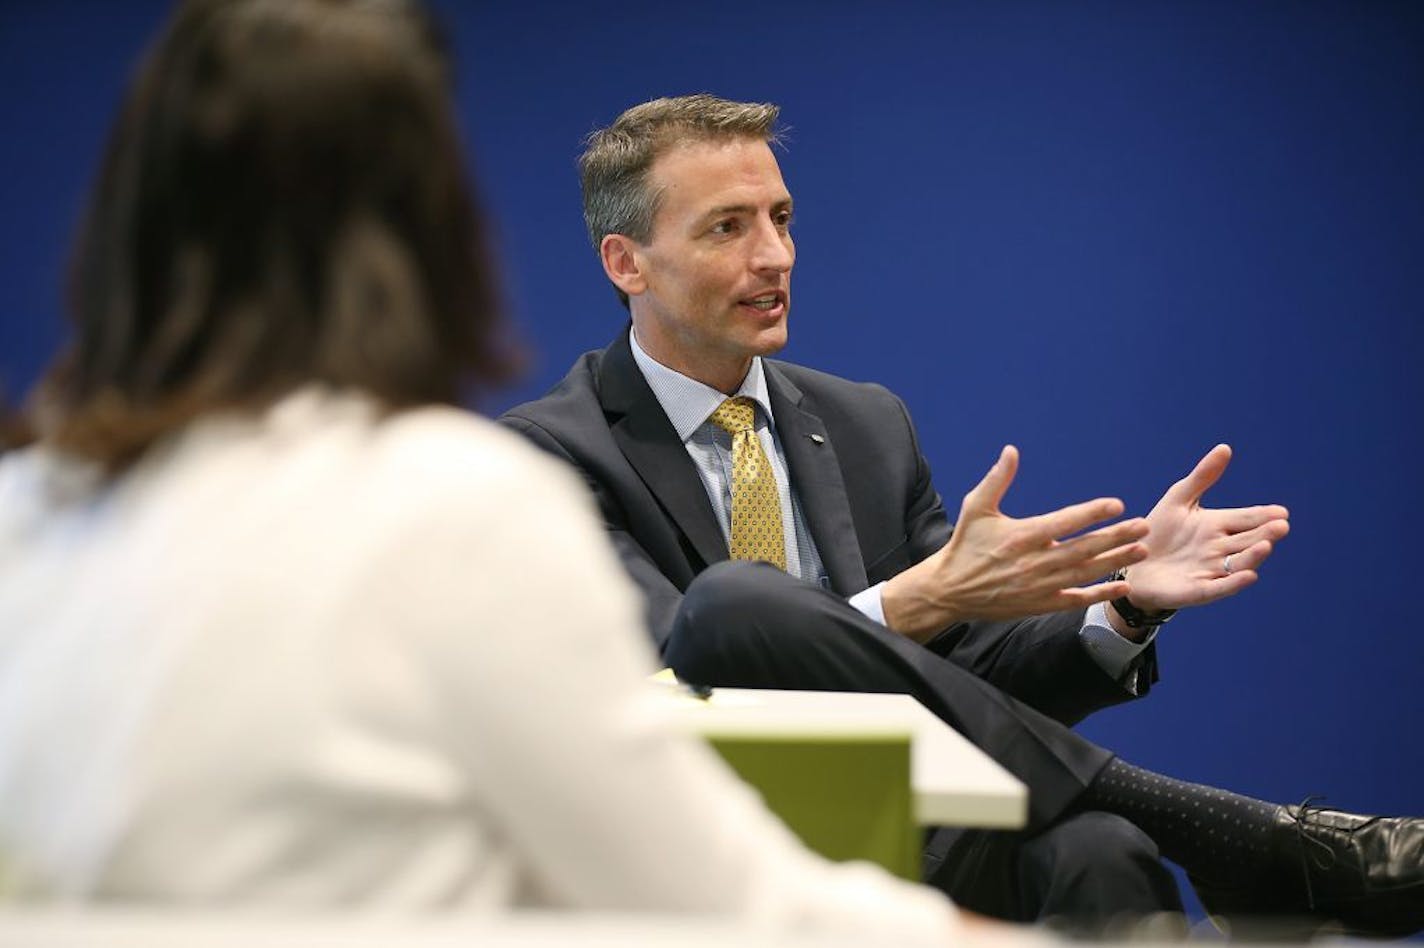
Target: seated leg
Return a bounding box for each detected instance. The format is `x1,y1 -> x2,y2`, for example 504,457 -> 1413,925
923,813 -> 1182,928
665,561 -> 1109,830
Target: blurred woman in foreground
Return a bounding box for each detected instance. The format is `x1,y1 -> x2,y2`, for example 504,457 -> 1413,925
0,0 -> 963,940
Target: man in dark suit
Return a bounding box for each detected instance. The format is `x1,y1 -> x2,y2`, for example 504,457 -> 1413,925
501,94 -> 1423,934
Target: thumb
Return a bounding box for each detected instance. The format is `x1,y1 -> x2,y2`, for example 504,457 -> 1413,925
1167,443 -> 1231,506
962,445 -> 1018,516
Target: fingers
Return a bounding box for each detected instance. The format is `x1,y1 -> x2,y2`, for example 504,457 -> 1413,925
1197,569 -> 1259,604
1040,541 -> 1148,594
1166,443 -> 1232,505
1223,518 -> 1290,554
1054,517 -> 1149,560
1077,542 -> 1150,582
960,445 -> 1019,516
1028,521 -> 1151,594
1185,539 -> 1275,608
1027,496 -> 1127,542
1223,538 -> 1276,575
1221,504 -> 1290,533
1045,518 -> 1150,585
1054,580 -> 1134,611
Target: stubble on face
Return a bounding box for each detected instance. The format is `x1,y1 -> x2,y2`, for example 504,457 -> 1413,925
628,138 -> 795,394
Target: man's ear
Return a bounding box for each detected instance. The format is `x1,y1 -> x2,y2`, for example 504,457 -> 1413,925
600,233 -> 648,298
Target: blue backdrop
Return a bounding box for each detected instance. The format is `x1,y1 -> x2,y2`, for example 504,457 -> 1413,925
3,0 -> 1420,920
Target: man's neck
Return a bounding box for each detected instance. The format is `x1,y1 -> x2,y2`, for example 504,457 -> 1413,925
628,327 -> 775,444
628,325 -> 751,395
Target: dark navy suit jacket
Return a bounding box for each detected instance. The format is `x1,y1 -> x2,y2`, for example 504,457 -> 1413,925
500,326 -> 1155,725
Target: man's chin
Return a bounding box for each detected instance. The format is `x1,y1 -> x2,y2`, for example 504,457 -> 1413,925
748,317 -> 789,357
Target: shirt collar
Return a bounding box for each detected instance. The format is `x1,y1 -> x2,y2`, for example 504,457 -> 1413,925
629,327 -> 775,443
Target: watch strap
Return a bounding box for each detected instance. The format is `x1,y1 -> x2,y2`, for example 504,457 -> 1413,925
1108,569 -> 1177,629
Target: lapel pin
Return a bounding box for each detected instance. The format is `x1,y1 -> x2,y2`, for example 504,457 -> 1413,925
809,433 -> 825,445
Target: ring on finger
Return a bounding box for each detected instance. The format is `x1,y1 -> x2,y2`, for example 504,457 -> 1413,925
1223,554 -> 1234,574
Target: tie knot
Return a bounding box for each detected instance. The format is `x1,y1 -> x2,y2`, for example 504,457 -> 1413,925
708,397 -> 757,436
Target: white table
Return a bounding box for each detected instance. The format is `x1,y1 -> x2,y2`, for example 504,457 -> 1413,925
0,910 -> 1062,948
653,686 -> 1027,829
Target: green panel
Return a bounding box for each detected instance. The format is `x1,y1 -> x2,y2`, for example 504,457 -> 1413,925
709,734 -> 917,880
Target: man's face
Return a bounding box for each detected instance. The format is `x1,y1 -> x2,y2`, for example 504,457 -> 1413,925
624,137 -> 794,394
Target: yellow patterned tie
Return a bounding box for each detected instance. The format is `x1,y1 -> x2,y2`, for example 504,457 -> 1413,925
707,397 -> 786,570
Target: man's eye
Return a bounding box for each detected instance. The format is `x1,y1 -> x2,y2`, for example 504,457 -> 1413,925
710,219 -> 738,236
774,212 -> 794,229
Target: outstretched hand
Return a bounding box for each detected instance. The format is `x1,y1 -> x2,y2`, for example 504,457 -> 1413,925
882,445 -> 1150,642
1120,444 -> 1290,614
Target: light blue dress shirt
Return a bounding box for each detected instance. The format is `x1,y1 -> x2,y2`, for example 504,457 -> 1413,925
628,329 -> 1153,688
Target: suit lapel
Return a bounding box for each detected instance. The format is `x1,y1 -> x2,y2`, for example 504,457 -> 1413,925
766,364 -> 870,594
598,329 -> 729,570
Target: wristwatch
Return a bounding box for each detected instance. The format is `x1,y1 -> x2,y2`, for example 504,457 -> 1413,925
1108,569 -> 1177,629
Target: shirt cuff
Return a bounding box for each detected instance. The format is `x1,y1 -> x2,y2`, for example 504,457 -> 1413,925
1079,601 -> 1157,693
848,582 -> 888,626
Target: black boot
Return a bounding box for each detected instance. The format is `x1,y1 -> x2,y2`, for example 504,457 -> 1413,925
1190,800 -> 1424,938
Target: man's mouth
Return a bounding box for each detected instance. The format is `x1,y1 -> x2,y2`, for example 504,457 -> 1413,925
741,291 -> 786,313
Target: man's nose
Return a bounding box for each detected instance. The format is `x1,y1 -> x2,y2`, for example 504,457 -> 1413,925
749,219 -> 794,272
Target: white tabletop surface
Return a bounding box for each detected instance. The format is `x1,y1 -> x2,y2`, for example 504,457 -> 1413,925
0,909 -> 1063,948
652,686 -> 1028,829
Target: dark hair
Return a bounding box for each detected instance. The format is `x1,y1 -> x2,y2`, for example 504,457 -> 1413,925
0,399 -> 31,455
34,0 -> 516,470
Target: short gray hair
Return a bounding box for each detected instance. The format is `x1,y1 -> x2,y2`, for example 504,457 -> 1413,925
579,94 -> 781,307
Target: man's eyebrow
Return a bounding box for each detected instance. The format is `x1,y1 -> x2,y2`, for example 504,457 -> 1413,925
698,203 -> 755,221
696,199 -> 794,222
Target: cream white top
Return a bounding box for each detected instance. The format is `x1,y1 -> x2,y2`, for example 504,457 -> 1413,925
0,389 -> 957,942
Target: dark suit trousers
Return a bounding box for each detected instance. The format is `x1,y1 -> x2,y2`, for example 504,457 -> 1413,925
664,561 -> 1183,922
